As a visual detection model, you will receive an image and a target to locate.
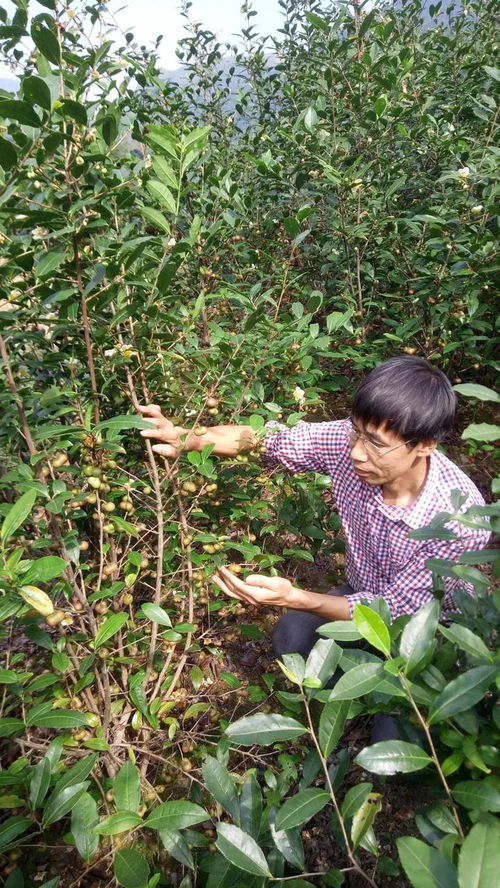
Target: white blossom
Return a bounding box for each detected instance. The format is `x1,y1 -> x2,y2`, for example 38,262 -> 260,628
292,385 -> 305,405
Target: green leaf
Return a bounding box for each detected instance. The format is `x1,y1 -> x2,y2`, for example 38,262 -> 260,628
23,75 -> 52,111
0,99 -> 42,127
146,179 -> 177,215
94,811 -> 142,835
0,816 -> 32,852
42,781 -> 89,828
0,668 -> 32,685
110,515 -> 139,538
158,829 -> 194,869
269,814 -> 305,870
139,206 -> 171,234
458,819 -> 500,888
0,136 -> 17,169
1,489 -> 37,544
26,709 -> 87,729
94,415 -> 154,433
351,793 -> 382,850
97,112 -> 116,145
152,156 -> 177,190
31,20 -> 60,65
355,741 -> 432,775
327,663 -> 385,701
34,251 -> 66,280
59,99 -> 87,126
428,666 -> 498,724
453,781 -> 500,812
304,638 -> 342,688
462,423 -> 500,443
239,772 -> 262,839
305,11 -> 330,33
275,789 -> 330,831
215,822 -> 272,878
399,600 -> 440,675
144,125 -> 178,158
341,782 -> 373,819
353,604 -> 391,656
483,65 -> 500,81
453,383 -> 499,403
140,603 -> 172,628
71,793 -> 98,863
114,848 -> 149,888
0,718 -> 25,737
30,757 -> 51,809
317,620 -> 362,642
225,712 -> 308,745
397,836 -> 458,888
53,753 -> 98,795
113,761 -> 141,813
0,795 -> 24,809
279,652 -> 305,685
439,624 -> 493,663
319,700 -> 350,758
93,613 -> 129,649
304,106 -> 318,131
374,94 -> 388,117
144,800 -> 207,831
22,556 -> 67,585
181,125 -> 211,154
202,757 -> 240,823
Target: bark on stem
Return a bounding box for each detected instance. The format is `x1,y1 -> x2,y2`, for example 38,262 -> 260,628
0,333 -> 38,458
72,237 -> 100,425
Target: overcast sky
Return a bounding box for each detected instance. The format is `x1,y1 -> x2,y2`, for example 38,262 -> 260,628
0,0 -> 285,79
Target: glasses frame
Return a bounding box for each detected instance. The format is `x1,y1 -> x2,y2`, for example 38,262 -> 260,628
347,421 -> 415,457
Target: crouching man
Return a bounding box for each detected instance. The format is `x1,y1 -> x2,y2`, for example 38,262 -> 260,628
138,356 -> 490,685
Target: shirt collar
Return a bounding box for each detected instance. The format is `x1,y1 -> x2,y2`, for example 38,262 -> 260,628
375,453 -> 439,529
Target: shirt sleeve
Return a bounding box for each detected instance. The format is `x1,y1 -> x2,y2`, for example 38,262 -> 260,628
345,524 -> 491,620
264,419 -> 350,477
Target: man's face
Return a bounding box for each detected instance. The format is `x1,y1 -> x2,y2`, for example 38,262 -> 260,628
349,417 -> 435,486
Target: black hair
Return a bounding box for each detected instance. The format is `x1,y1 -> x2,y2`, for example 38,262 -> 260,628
351,356 -> 457,443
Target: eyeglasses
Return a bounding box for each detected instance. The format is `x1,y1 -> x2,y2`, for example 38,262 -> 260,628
347,424 -> 414,456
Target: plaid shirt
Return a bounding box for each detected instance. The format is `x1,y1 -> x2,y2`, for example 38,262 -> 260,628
265,419 -> 490,618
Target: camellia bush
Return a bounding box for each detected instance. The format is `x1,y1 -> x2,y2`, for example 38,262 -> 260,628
0,0 -> 498,886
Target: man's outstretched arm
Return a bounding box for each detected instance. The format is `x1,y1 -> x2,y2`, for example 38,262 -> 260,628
137,404 -> 256,458
211,567 -> 351,621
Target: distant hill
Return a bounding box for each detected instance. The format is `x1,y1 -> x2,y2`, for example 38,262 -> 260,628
0,1 -> 463,101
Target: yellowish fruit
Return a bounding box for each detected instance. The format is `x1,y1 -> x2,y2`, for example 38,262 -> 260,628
45,609 -> 67,626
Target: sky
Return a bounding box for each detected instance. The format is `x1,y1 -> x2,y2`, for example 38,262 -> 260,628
0,0 -> 286,80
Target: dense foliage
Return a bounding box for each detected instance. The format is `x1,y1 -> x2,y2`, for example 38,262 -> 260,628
0,0 -> 498,886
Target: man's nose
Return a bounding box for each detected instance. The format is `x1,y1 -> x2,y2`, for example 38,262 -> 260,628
351,438 -> 369,461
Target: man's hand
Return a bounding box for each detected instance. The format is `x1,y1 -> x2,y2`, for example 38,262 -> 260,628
137,404 -> 195,459
212,566 -> 351,621
211,567 -> 301,608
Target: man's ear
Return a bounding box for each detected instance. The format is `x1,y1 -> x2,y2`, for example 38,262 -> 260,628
414,439 -> 437,458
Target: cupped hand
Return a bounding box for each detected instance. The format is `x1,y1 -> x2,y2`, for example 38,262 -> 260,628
137,404 -> 188,459
211,566 -> 297,608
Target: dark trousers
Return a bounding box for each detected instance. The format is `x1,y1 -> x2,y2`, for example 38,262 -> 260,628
271,584 -> 398,743
272,584 -> 354,659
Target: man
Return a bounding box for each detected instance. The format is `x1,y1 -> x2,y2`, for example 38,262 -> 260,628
138,356 -> 490,660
